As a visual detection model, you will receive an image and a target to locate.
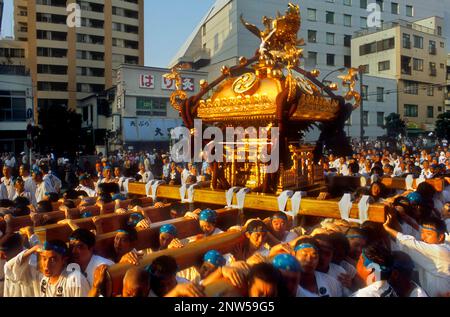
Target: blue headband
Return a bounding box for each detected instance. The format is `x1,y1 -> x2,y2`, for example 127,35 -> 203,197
406,192 -> 423,204
79,174 -> 89,181
159,224 -> 177,236
272,213 -> 288,222
103,166 -> 112,171
346,235 -> 366,240
362,249 -> 390,273
272,254 -> 301,273
203,250 -> 226,267
294,243 -> 318,253
116,229 -> 129,235
81,211 -> 92,218
112,194 -> 126,201
43,241 -> 67,256
199,209 -> 217,223
127,213 -> 145,227
420,225 -> 441,234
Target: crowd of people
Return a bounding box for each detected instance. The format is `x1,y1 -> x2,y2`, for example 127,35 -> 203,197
0,139 -> 449,298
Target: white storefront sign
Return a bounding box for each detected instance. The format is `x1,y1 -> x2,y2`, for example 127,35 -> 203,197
123,118 -> 183,142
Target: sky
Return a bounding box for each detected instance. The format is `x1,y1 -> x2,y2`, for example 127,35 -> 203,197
0,0 -> 216,68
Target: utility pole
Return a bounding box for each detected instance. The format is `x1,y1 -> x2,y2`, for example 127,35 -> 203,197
359,65 -> 365,145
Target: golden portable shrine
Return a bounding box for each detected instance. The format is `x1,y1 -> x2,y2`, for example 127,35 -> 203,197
165,3 -> 361,194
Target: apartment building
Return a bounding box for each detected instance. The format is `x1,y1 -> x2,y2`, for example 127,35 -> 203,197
11,0 -> 144,122
0,64 -> 33,153
169,0 -> 450,139
79,65 -> 207,152
446,54 -> 450,112
352,17 -> 447,135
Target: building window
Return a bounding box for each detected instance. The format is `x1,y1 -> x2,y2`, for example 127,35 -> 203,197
326,54 -> 335,66
429,40 -> 436,55
360,0 -> 367,9
344,55 -> 351,68
363,111 -> 369,126
344,35 -> 352,47
377,112 -> 385,127
406,5 -> 414,17
362,85 -> 368,100
403,34 -> 411,49
413,58 -> 423,71
427,106 -> 434,118
413,36 -> 423,49
344,0 -> 352,6
401,56 -> 412,75
202,24 -> 206,36
308,30 -> 317,43
438,106 -> 443,112
404,104 -> 418,117
307,9 -> 317,21
404,81 -> 418,94
429,62 -> 437,76
437,26 -> 442,36
360,17 -> 367,29
378,60 -> 390,71
136,97 -> 168,116
440,42 -> 445,48
326,32 -> 335,45
0,90 -> 27,122
377,87 -> 384,102
391,2 -> 399,14
308,51 -> 318,66
376,0 -> 384,11
344,14 -> 352,27
326,12 -> 335,24
427,86 -> 434,96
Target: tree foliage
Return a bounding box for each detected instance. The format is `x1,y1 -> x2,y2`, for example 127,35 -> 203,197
435,111 -> 450,140
36,105 -> 82,157
384,113 -> 406,138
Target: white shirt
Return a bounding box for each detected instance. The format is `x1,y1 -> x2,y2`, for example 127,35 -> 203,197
396,233 -> 450,297
22,176 -> 37,206
3,252 -> 40,297
35,181 -> 53,204
409,282 -> 429,297
297,271 -> 343,297
1,177 -> 15,200
43,173 -> 61,193
75,185 -> 96,198
281,231 -> 298,244
8,250 -> 90,297
0,183 -> 8,200
351,280 -> 397,297
340,260 -> 357,279
78,255 -> 114,287
13,191 -> 33,203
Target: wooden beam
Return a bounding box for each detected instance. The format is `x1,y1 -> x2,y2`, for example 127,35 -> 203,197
127,183 -> 386,223
94,208 -> 240,259
328,176 -> 445,192
105,231 -> 245,296
33,204 -> 174,243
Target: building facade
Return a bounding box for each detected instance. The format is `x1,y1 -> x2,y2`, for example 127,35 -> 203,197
0,0 -> 4,35
0,64 -> 33,153
446,53 -> 450,112
170,0 -> 450,139
78,65 -> 207,153
11,0 -> 144,121
352,17 -> 447,135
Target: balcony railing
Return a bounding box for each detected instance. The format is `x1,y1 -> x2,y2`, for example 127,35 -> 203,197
354,19 -> 438,38
0,65 -> 30,76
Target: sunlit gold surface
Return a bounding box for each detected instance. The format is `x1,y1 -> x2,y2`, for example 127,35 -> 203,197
338,67 -> 362,109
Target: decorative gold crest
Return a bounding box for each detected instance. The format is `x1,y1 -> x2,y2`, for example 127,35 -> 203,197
232,73 -> 259,95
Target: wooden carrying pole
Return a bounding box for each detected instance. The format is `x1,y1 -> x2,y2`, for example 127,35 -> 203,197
127,183 -> 387,223
105,231 -> 245,297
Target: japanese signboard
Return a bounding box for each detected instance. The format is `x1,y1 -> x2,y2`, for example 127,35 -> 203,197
123,118 -> 182,142
161,76 -> 195,92
139,74 -> 155,89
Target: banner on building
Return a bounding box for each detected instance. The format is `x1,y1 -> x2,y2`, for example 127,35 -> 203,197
123,118 -> 183,142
